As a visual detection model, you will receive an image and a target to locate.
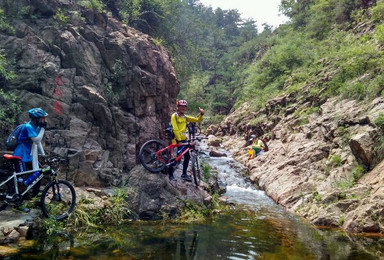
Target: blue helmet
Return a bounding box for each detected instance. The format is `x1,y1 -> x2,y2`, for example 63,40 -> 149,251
28,108 -> 48,119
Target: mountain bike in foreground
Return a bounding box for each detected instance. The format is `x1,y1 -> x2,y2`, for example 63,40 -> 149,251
139,137 -> 206,186
0,155 -> 76,220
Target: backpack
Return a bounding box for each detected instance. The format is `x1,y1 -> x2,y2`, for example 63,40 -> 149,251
260,138 -> 269,152
165,113 -> 187,140
5,124 -> 25,151
165,121 -> 175,140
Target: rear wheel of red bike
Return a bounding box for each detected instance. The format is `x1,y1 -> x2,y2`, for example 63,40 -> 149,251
139,139 -> 169,173
191,151 -> 201,186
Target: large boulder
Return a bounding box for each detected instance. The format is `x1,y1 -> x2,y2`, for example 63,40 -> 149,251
126,165 -> 212,219
348,129 -> 376,170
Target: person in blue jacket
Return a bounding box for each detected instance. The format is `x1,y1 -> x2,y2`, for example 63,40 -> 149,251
14,108 -> 48,167
13,108 -> 48,212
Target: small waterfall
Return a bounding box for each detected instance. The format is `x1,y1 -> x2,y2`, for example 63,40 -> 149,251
199,141 -> 277,211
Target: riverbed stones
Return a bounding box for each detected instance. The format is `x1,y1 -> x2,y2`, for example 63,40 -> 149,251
0,209 -> 39,244
209,150 -> 227,157
207,135 -> 222,147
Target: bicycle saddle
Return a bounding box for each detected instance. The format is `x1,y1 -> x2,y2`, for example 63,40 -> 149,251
3,154 -> 22,161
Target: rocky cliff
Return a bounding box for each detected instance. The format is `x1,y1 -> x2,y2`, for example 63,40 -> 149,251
0,0 -> 178,187
208,92 -> 384,233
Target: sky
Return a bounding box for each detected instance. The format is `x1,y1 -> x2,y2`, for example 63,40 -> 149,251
198,0 -> 289,31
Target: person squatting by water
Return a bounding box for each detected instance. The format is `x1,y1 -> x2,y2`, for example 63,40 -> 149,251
168,99 -> 204,182
12,108 -> 48,212
247,134 -> 266,160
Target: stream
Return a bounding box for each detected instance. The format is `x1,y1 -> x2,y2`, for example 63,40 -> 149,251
2,142 -> 384,259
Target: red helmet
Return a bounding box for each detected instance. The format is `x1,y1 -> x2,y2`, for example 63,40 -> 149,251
176,99 -> 188,106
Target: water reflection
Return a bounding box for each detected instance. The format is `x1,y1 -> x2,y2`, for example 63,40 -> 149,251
5,207 -> 383,259
164,230 -> 198,259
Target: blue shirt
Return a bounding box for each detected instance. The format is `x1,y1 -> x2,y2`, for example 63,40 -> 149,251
13,122 -> 41,162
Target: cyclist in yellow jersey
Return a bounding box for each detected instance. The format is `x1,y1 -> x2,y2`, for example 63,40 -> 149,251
169,99 -> 204,181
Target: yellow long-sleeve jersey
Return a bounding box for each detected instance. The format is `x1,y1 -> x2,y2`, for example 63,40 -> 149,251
170,112 -> 203,143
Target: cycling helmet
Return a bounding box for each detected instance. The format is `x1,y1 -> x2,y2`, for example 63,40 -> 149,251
176,99 -> 188,106
28,108 -> 48,119
249,134 -> 257,141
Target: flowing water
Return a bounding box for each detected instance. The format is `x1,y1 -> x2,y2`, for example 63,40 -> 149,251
3,143 -> 384,259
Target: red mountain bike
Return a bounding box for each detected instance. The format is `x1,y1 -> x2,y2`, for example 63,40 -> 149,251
139,137 -> 205,186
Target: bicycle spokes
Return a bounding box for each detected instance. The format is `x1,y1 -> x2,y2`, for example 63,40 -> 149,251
139,140 -> 169,173
41,180 -> 76,220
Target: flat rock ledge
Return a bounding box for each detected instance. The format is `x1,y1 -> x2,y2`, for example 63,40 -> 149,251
0,209 -> 39,245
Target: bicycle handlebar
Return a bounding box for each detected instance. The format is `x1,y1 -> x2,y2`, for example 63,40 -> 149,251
40,156 -> 68,169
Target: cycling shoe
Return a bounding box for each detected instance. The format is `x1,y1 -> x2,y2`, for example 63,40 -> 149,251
181,174 -> 192,182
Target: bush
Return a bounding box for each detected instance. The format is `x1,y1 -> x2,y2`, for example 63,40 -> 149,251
372,135 -> 384,167
0,8 -> 14,34
370,1 -> 384,24
374,113 -> 384,131
67,188 -> 136,230
375,23 -> 384,43
0,89 -> 21,138
53,8 -> 69,26
372,114 -> 384,165
329,154 -> 343,167
203,114 -> 225,126
202,162 -> 211,181
0,50 -> 16,81
352,164 -> 365,183
78,0 -> 105,12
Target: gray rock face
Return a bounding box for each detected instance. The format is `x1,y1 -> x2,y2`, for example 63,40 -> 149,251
0,0 -> 178,186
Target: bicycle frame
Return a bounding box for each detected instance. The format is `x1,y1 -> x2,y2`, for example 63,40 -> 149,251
156,141 -> 196,165
0,165 -> 52,200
